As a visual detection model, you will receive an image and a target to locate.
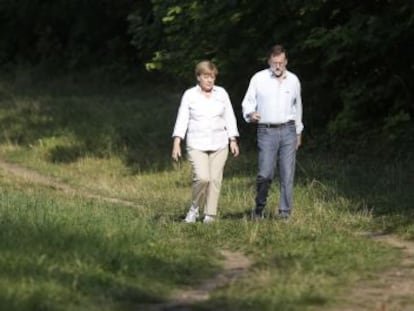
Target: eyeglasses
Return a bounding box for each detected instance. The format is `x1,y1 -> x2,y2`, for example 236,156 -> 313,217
270,62 -> 285,68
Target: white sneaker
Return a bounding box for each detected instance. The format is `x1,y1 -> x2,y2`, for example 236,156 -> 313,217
203,215 -> 215,224
184,205 -> 199,223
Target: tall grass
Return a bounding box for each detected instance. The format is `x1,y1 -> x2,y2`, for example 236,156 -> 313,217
0,73 -> 413,310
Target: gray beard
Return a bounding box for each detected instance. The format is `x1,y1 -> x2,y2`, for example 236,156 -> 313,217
274,71 -> 282,77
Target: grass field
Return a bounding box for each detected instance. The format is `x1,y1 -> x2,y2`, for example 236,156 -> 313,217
0,72 -> 413,310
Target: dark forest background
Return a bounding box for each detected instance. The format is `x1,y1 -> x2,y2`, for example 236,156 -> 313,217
0,0 -> 412,157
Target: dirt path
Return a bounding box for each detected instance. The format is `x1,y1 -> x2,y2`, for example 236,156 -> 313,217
137,249 -> 252,311
327,233 -> 414,311
0,158 -> 253,309
1,158 -> 414,310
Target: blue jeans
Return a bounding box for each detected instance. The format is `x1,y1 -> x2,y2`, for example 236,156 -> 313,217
255,123 -> 297,215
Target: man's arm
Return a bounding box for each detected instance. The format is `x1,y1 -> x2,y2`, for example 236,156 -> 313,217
241,76 -> 258,123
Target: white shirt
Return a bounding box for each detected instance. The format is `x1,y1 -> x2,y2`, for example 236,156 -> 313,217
172,85 -> 239,151
242,69 -> 304,134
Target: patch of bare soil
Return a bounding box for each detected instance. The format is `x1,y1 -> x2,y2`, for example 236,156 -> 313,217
327,233 -> 414,311
136,249 -> 252,311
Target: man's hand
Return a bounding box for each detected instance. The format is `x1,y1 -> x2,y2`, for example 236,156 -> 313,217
249,111 -> 261,123
296,134 -> 302,150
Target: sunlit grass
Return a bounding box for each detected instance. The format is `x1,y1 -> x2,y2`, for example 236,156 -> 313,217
0,75 -> 412,310
0,156 -> 406,311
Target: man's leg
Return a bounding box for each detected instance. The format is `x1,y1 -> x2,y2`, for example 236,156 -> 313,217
278,124 -> 297,217
255,127 -> 279,217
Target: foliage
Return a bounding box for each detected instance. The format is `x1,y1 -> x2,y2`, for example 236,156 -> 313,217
128,0 -> 413,151
0,73 -> 176,170
300,1 -> 413,149
0,1 -> 413,152
1,75 -> 414,310
0,0 -> 138,70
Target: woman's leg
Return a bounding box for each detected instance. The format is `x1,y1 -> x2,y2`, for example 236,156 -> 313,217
205,147 -> 229,216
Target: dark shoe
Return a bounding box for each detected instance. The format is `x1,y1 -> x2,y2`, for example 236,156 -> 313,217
278,210 -> 290,220
251,208 -> 264,221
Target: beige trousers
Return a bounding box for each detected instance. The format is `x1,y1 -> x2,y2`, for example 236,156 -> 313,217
187,147 -> 229,216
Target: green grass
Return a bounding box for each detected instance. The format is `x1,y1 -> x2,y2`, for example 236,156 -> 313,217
0,173 -> 400,311
0,73 -> 413,310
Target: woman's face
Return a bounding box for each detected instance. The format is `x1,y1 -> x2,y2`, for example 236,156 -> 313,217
197,71 -> 216,92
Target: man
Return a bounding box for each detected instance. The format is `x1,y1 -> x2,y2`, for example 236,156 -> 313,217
242,44 -> 303,219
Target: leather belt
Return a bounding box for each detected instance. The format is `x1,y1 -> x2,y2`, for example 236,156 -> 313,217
258,120 -> 295,128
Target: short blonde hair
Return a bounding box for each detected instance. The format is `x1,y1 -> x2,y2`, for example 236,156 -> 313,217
195,60 -> 218,77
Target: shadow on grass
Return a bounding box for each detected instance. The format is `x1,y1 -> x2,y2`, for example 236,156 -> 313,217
222,141 -> 414,232
1,74 -> 412,233
221,209 -> 252,220
48,144 -> 85,163
0,74 -> 179,171
293,149 -> 414,232
0,216 -> 221,310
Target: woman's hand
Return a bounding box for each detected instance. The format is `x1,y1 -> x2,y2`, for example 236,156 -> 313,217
172,137 -> 182,161
230,140 -> 239,157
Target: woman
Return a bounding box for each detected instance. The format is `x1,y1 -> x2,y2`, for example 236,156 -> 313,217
171,60 -> 240,223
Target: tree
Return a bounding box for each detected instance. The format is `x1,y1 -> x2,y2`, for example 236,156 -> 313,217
129,0 -> 413,152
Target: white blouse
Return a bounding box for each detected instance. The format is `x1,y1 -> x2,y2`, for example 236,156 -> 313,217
172,85 -> 239,151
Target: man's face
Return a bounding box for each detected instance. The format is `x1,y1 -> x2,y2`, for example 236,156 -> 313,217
269,53 -> 287,77
197,72 -> 216,92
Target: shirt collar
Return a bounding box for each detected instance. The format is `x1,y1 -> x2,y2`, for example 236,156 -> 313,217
268,68 -> 288,79
196,84 -> 217,93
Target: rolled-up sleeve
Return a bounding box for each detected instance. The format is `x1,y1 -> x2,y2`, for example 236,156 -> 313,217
294,79 -> 304,135
241,76 -> 257,123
